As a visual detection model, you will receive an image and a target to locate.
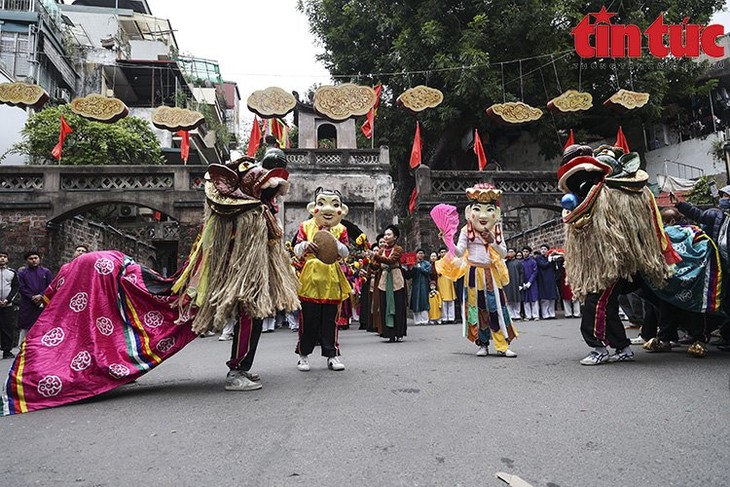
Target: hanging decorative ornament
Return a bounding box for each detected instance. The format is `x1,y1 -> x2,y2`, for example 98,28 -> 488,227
313,83 -> 377,122
486,102 -> 543,124
247,87 -> 297,119
0,82 -> 49,110
547,89 -> 593,113
151,106 -> 205,131
70,94 -> 128,123
603,89 -> 650,111
397,85 -> 443,113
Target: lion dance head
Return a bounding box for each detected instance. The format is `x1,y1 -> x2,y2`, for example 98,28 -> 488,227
558,144 -> 671,300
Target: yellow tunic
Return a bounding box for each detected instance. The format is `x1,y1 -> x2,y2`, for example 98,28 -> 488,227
296,219 -> 352,304
428,290 -> 442,321
436,271 -> 456,301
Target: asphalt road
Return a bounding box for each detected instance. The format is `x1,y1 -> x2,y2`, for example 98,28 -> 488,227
1,318 -> 729,487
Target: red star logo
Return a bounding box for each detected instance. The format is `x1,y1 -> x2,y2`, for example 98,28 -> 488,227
592,6 -> 616,24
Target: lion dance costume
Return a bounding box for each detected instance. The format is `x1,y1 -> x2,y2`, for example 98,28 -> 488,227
2,158 -> 300,415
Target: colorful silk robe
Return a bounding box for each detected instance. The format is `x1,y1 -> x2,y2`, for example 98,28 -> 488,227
2,251 -> 198,416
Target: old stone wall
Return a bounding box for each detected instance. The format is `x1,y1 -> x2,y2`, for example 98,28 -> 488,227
0,212 -> 157,273
0,210 -> 51,266
506,217 -> 565,251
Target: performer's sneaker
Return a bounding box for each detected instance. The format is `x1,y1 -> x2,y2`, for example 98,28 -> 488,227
643,338 -> 672,353
687,341 -> 707,358
580,350 -> 610,366
224,371 -> 262,391
497,349 -> 517,358
297,355 -> 310,371
2,351 -> 14,359
476,346 -> 488,356
218,333 -> 233,341
327,357 -> 345,371
608,347 -> 635,363
241,371 -> 260,382
630,336 -> 646,345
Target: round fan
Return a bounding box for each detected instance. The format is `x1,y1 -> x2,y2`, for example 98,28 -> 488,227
430,204 -> 459,254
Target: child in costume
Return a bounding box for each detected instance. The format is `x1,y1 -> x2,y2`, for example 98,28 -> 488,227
428,281 -> 443,324
441,184 -> 518,357
435,247 -> 457,323
293,187 -> 352,371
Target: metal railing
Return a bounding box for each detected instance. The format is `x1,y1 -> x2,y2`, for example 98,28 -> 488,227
0,0 -> 34,11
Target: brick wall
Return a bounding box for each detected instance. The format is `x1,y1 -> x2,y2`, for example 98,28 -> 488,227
0,210 -> 51,267
506,217 -> 565,251
50,216 -> 158,271
0,213 -> 157,273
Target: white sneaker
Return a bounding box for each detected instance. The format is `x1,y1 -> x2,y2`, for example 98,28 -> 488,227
224,371 -> 262,391
297,355 -> 310,371
498,349 -> 517,357
580,349 -> 610,366
327,356 -> 345,371
476,346 -> 488,356
218,333 -> 233,341
630,336 -> 646,345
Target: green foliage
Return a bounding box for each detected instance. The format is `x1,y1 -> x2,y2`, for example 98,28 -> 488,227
6,105 -> 164,165
298,0 -> 726,202
686,176 -> 717,205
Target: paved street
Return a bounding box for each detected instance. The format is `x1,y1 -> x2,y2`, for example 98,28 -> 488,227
1,317 -> 729,487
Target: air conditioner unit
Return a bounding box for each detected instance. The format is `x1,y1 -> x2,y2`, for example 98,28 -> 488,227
116,205 -> 138,218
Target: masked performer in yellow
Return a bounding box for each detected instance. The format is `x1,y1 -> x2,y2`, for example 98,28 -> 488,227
441,184 -> 518,357
293,188 -> 352,372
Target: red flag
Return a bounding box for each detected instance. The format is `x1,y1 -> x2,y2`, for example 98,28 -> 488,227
177,130 -> 190,163
409,121 -> 422,169
51,115 -> 73,161
247,116 -> 262,156
615,126 -> 630,153
473,128 -> 488,171
361,83 -> 382,139
408,186 -> 419,214
563,129 -> 575,151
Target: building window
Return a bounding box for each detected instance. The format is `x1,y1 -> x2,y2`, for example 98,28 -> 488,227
0,31 -> 31,79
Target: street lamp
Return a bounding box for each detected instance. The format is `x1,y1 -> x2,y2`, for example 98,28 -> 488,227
724,142 -> 730,185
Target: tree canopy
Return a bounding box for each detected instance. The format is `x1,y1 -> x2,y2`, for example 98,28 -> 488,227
298,0 -> 724,183
6,104 -> 165,166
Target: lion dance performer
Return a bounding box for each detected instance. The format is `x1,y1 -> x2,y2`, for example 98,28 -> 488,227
440,183 -> 518,357
558,145 -> 678,365
293,187 -> 352,372
2,158 -> 300,415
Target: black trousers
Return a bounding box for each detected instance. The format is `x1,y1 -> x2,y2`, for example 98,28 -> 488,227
297,301 -> 339,357
580,280 -> 631,350
227,316 -> 262,371
0,307 -> 15,353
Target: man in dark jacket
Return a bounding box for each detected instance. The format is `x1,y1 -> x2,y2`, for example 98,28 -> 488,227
0,251 -> 19,359
674,187 -> 730,350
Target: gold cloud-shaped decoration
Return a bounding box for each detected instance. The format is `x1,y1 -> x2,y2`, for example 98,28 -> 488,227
466,184 -> 503,203
397,85 -> 444,113
486,102 -> 543,124
247,87 -> 297,119
0,82 -> 49,110
152,106 -> 205,131
70,94 -> 128,123
547,89 -> 593,113
603,89 -> 650,111
313,83 -> 377,122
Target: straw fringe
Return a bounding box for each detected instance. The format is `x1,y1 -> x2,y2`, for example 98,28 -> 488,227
175,205 -> 301,334
565,187 -> 669,301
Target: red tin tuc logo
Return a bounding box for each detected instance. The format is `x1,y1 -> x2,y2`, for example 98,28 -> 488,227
572,6 -> 725,58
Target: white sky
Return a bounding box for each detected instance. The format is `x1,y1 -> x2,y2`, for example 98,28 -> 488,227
148,0 -> 330,130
